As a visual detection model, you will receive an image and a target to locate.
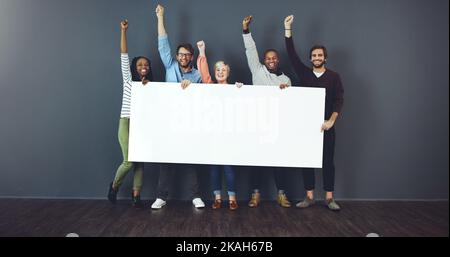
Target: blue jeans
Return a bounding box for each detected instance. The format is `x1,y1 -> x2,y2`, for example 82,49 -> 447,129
211,165 -> 236,197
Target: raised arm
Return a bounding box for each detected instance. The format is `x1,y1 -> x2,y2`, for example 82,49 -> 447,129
242,15 -> 262,74
120,20 -> 128,53
284,15 -> 309,77
196,40 -> 213,84
120,20 -> 131,83
156,4 -> 167,36
156,4 -> 174,68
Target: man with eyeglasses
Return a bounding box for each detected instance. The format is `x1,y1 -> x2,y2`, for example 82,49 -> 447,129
151,4 -> 205,210
156,4 -> 202,88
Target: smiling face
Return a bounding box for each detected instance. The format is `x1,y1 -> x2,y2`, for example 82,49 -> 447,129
136,58 -> 150,78
214,61 -> 230,84
264,50 -> 280,71
176,47 -> 194,68
310,49 -> 326,69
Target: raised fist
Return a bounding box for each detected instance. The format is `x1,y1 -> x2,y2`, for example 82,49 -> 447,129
196,40 -> 206,52
284,15 -> 294,29
156,4 -> 165,18
242,15 -> 253,30
121,19 -> 128,30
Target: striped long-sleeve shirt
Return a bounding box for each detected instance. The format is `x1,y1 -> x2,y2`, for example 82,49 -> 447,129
120,53 -> 132,118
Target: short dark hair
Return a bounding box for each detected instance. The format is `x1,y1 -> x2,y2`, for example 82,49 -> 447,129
309,45 -> 328,59
131,56 -> 153,81
176,43 -> 195,55
264,48 -> 279,58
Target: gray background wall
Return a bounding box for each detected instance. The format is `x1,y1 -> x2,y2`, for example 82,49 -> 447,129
0,0 -> 448,200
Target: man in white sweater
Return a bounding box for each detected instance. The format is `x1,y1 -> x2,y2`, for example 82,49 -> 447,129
242,16 -> 291,88
242,15 -> 292,208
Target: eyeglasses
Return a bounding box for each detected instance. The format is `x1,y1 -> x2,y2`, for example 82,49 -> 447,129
177,53 -> 192,58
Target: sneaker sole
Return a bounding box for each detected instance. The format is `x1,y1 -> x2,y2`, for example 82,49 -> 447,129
296,203 -> 315,208
151,203 -> 166,210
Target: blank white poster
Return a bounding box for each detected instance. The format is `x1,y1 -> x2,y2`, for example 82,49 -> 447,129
128,82 -> 325,168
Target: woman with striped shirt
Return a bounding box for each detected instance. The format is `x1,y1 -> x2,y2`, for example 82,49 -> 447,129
107,19 -> 153,208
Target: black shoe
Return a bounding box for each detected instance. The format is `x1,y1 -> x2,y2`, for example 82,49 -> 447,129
132,192 -> 143,208
108,182 -> 118,204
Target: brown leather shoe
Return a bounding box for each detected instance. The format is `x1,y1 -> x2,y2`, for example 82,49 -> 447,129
277,193 -> 292,208
248,192 -> 260,208
229,200 -> 238,210
212,199 -> 222,209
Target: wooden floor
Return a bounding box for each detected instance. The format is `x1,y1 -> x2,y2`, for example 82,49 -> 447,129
0,199 -> 447,237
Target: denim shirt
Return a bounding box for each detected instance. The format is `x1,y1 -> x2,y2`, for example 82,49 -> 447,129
158,35 -> 202,83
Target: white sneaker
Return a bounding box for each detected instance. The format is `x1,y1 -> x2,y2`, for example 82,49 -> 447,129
151,198 -> 166,209
192,198 -> 205,208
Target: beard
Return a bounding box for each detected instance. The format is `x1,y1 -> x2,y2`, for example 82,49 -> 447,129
179,61 -> 191,69
311,60 -> 325,69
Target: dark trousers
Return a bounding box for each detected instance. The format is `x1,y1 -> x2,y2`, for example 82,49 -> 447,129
156,164 -> 200,200
250,166 -> 288,193
303,128 -> 336,192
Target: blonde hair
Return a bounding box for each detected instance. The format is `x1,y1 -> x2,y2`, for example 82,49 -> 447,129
214,61 -> 230,73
